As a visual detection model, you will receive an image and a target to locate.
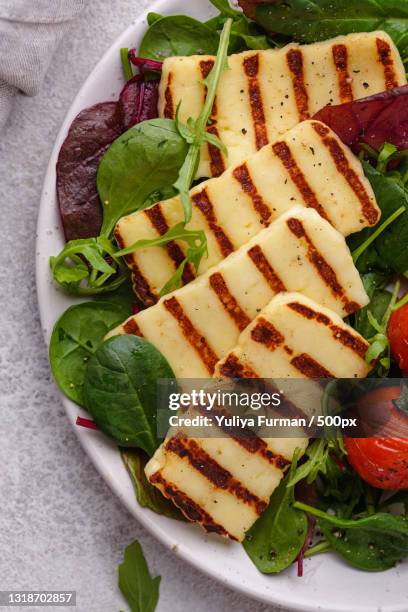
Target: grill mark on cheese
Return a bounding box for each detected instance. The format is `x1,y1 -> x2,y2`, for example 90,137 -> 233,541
247,245 -> 286,293
286,49 -> 310,121
163,296 -> 219,373
376,37 -> 399,90
251,318 -> 285,350
192,189 -> 234,257
272,141 -> 330,221
286,217 -> 359,314
207,406 -> 291,469
199,60 -> 226,177
209,272 -> 251,331
312,122 -> 380,226
163,72 -> 175,118
243,54 -> 269,150
232,163 -> 272,225
218,353 -> 260,378
131,263 -> 158,306
287,301 -> 368,358
165,436 -> 267,515
291,353 -> 334,378
149,471 -> 235,539
144,206 -> 194,284
123,319 -> 143,337
332,44 -> 354,103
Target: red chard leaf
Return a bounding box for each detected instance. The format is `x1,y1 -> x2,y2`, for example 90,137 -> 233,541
314,85 -> 408,155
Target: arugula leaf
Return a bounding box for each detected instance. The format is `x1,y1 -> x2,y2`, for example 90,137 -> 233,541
294,502 -> 408,571
209,0 -> 241,18
138,15 -> 220,60
287,439 -> 339,487
253,0 -> 408,60
121,449 -> 186,521
49,302 -> 128,407
83,335 -> 175,455
118,541 -> 160,612
97,119 -> 189,237
353,273 -> 392,340
243,449 -> 308,573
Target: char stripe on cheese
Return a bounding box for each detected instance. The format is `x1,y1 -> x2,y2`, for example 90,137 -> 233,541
144,206 -> 195,284
286,216 -> 358,314
131,262 -> 158,306
286,48 -> 310,121
272,140 -> 330,221
122,319 -> 143,337
149,471 -> 236,539
243,54 -> 269,150
312,122 -> 380,225
209,272 -> 251,331
291,353 -> 334,378
232,163 -> 272,224
251,318 -> 285,350
332,44 -> 354,103
163,72 -> 174,119
217,353 -> 260,378
247,245 -> 286,293
192,188 -> 234,257
204,407 -> 292,470
163,296 -> 219,373
165,436 -> 267,515
376,37 -> 399,89
199,59 -> 226,177
287,301 -> 368,357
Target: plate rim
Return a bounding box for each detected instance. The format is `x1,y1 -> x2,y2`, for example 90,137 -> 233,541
35,2 -> 408,611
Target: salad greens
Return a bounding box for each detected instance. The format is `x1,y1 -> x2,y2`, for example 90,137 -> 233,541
243,450 -> 308,573
83,335 -> 174,455
294,502 -> 408,571
251,0 -> 408,61
121,449 -> 186,521
118,540 -> 160,612
49,302 -> 129,406
138,15 -> 220,60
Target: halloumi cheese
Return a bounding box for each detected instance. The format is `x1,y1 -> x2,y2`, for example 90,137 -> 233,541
115,120 -> 379,305
145,294 -> 369,541
108,206 -> 368,378
215,292 -> 371,380
159,31 -> 406,177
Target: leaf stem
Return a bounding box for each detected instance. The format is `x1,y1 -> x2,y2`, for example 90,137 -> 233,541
303,540 -> 331,558
120,48 -> 133,82
352,206 -> 405,264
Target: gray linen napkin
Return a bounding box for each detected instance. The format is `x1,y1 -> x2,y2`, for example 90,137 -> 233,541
0,0 -> 85,131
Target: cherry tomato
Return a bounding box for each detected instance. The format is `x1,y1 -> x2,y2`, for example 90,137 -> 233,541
345,386 -> 408,490
388,299 -> 408,375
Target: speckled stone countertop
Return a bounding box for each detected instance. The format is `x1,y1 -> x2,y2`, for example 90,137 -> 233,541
0,1 -> 281,611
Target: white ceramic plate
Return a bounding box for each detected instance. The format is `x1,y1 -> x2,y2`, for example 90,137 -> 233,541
36,1 -> 408,610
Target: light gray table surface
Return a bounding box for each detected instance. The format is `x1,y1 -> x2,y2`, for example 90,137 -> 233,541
0,1 -> 281,611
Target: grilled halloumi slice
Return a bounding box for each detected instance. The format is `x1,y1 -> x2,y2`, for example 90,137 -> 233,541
159,31 -> 406,177
145,294 -> 369,541
145,430 -> 307,541
115,120 -> 379,305
215,292 -> 371,380
108,206 -> 368,378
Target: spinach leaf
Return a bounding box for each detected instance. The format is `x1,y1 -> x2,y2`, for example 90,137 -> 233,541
97,118 -> 189,237
243,451 -> 307,573
294,502 -> 408,571
353,273 -> 392,340
348,162 -> 408,274
121,449 -> 186,521
118,540 -> 160,612
49,302 -> 128,407
253,0 -> 408,60
83,335 -> 175,455
138,15 -> 219,60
